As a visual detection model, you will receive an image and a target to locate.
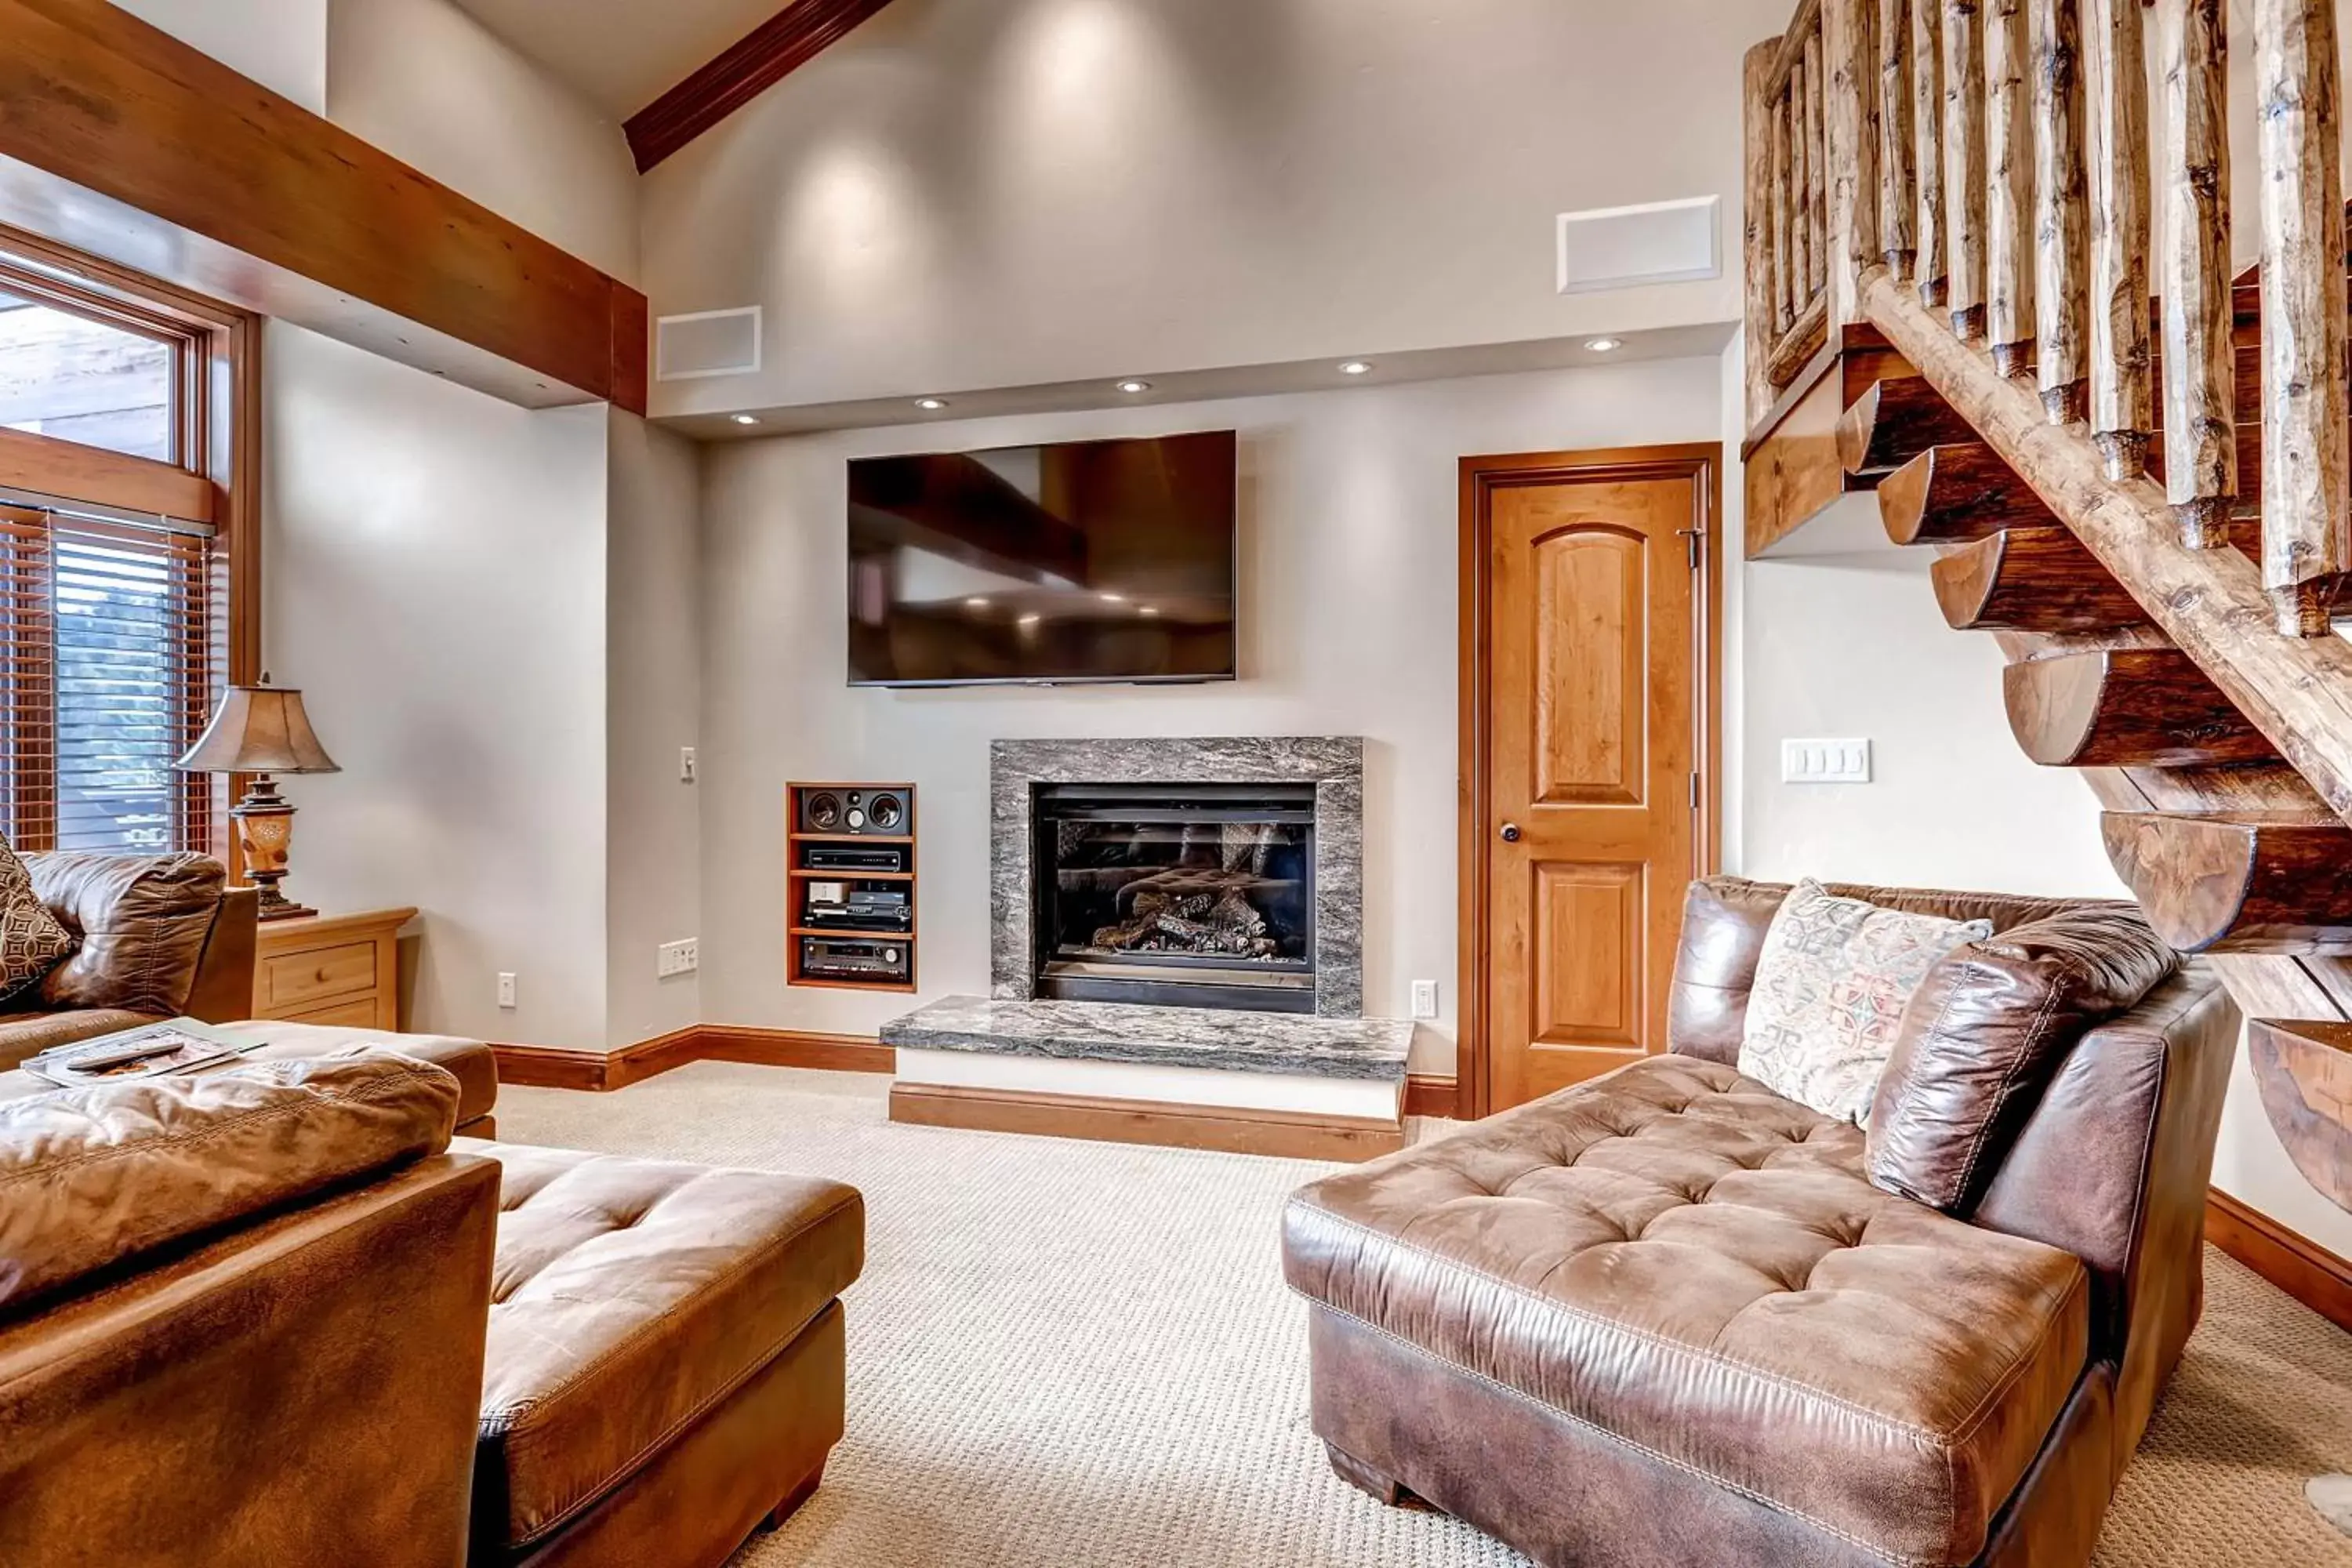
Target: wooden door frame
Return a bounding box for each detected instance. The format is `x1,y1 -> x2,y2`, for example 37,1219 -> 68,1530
1456,441 -> 1723,1120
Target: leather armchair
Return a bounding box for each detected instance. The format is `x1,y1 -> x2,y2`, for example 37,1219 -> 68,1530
0,1054 -> 498,1568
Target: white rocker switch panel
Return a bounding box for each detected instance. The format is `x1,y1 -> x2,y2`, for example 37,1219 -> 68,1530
1781,738 -> 1872,784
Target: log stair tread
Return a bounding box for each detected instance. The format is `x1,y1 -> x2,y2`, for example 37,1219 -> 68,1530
1879,442 -> 2061,544
2005,648 -> 2276,768
2100,811 -> 2352,955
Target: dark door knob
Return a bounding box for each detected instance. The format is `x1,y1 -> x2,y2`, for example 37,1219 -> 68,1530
1500,822 -> 1522,843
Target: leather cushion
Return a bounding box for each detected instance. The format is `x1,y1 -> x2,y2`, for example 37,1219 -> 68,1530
1868,906 -> 2176,1212
466,1142 -> 864,1551
0,1050 -> 459,1314
1669,877 -> 2097,1067
28,852 -> 226,1017
1283,1055 -> 2089,1568
207,1021 -> 499,1128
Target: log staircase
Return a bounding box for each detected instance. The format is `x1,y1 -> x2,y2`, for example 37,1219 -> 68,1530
1742,0 -> 2352,1213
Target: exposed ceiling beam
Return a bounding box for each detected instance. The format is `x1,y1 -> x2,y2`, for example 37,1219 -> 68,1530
0,0 -> 648,412
626,0 -> 895,172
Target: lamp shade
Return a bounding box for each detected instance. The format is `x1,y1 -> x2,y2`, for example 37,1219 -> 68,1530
174,684 -> 341,775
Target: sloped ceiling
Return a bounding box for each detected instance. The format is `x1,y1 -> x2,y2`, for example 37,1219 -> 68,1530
446,0 -> 786,117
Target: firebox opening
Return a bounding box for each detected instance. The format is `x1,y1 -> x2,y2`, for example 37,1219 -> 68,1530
1031,782 -> 1317,1014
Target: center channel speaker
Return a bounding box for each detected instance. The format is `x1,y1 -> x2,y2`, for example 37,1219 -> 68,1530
799,786 -> 911,836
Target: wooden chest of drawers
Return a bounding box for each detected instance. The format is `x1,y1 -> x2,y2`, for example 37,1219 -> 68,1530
252,907 -> 416,1029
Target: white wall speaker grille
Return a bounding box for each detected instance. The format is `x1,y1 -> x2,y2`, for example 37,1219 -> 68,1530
1555,195 -> 1722,295
655,306 -> 763,381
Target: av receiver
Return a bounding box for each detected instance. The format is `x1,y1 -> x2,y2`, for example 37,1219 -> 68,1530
798,937 -> 909,980
803,882 -> 913,932
798,786 -> 910,837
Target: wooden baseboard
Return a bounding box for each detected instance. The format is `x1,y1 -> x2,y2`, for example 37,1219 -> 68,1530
887,1081 -> 1406,1163
495,1026 -> 895,1093
1405,1074 -> 1461,1119
2205,1188 -> 2352,1334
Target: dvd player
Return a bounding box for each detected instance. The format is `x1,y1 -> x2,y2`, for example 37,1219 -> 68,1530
803,843 -> 910,873
804,883 -> 913,931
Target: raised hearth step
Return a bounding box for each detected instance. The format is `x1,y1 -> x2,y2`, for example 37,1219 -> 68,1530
881,996 -> 1410,1083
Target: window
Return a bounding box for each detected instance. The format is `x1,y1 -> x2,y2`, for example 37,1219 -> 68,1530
0,237 -> 245,860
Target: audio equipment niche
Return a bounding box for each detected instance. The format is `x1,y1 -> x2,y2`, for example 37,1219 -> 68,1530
788,782 -> 917,993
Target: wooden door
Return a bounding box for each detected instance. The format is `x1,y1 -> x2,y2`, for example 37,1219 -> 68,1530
1461,447 -> 1719,1115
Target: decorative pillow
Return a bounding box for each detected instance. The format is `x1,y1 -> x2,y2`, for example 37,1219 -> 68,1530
1736,880 -> 1991,1124
1866,906 -> 2176,1212
0,835 -> 75,1002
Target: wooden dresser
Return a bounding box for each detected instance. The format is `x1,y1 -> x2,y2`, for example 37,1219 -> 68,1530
252,907 -> 416,1029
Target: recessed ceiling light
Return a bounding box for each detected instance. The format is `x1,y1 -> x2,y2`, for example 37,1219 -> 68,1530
1100,592 -> 1127,603
1018,612 -> 1042,627
916,397 -> 949,411
731,414 -> 760,426
1339,361 -> 1374,376
966,597 -> 991,608
1584,337 -> 1624,353
1138,606 -> 1161,617
1117,379 -> 1152,394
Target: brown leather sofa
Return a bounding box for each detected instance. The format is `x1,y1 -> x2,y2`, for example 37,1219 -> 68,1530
0,1050 -> 865,1568
0,851 -> 258,1068
1284,877 -> 2238,1568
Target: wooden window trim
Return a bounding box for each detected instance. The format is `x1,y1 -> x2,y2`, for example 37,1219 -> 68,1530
0,222 -> 260,864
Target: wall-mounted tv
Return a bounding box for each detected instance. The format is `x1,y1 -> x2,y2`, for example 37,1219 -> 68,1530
847,429 -> 1238,688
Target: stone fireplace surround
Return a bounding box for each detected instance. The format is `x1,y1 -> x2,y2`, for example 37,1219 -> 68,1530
988,735 -> 1365,1017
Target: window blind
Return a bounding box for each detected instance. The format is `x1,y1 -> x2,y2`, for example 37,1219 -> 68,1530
0,503 -> 216,854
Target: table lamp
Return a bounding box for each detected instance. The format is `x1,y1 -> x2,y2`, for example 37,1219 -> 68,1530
173,676 -> 341,921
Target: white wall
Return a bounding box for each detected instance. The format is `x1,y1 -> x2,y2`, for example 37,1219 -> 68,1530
115,0 -> 330,112
606,410 -> 705,1045
327,0 -> 641,285
264,322 -> 612,1047
641,0 -> 1792,417
697,357 -> 1726,1073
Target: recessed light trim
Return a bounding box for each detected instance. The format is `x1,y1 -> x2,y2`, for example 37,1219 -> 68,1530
966,597 -> 991,608
1117,379 -> 1152,394
731,413 -> 760,426
1584,337 -> 1624,353
916,397 -> 949,411
1138,606 -> 1160,617
1018,612 -> 1042,627
1339,361 -> 1374,376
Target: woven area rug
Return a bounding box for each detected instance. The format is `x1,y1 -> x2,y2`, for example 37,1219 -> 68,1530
493,1064 -> 2352,1567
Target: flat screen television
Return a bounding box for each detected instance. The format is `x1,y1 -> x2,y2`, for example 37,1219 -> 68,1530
847,429 -> 1238,687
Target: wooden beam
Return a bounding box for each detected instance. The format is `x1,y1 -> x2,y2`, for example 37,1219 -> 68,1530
626,0 -> 896,172
0,0 -> 647,412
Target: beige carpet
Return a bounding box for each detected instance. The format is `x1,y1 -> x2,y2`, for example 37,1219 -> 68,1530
494,1065 -> 2352,1568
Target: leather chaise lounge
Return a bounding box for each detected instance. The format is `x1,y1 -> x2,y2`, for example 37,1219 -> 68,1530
1283,877 -> 2238,1568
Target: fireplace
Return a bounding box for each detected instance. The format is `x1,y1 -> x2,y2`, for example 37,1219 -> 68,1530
1031,782 -> 1316,1013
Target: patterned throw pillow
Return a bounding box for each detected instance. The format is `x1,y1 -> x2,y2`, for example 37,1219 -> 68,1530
0,836 -> 74,1001
1736,880 -> 1991,1125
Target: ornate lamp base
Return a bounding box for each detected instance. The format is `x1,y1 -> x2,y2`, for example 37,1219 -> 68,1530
231,775 -> 317,922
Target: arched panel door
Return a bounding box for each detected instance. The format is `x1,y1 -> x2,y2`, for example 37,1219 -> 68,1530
1463,448 -> 1717,1114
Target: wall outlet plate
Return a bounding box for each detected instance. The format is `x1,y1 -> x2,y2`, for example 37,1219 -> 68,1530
681,746 -> 697,783
1410,979 -> 1439,1019
658,938 -> 699,978
496,971 -> 517,1010
1780,738 -> 1872,784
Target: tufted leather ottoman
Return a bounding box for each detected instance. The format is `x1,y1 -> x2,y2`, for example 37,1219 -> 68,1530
1283,1054 -> 2093,1568
459,1141 -> 865,1568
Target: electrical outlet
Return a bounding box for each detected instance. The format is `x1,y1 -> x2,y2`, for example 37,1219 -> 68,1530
1410,979 -> 1439,1019
680,746 -> 698,784
496,971 -> 517,1010
657,938 -> 699,978
1780,737 -> 1872,784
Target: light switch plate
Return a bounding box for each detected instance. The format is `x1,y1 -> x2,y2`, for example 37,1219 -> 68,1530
1781,738 -> 1872,783
657,938 -> 699,978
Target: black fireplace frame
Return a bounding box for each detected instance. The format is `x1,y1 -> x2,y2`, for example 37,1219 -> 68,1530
1029,781 -> 1319,1014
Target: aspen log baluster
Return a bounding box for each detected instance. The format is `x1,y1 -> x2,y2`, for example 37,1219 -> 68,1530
1744,42 -> 1782,423
1986,0 -> 2036,376
1826,0 -> 1880,325
1916,0 -> 1951,305
1794,56 -> 1813,303
1774,85 -> 1795,332
2085,0 -> 2151,475
1944,0 -> 1988,338
2031,0 -> 2089,423
2160,0 -> 2236,549
1880,0 -> 1918,274
2254,0 -> 2350,637
1806,31 -> 1828,296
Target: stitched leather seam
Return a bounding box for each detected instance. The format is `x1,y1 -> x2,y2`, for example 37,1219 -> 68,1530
0,1061 -> 441,1186
478,1178 -> 859,1443
500,1305 -> 840,1547
1290,1200 -> 1947,1443
1301,1296 -> 1918,1568
1944,956 -> 2075,1206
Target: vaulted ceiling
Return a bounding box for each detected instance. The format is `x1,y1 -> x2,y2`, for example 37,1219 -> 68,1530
447,0 -> 792,119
